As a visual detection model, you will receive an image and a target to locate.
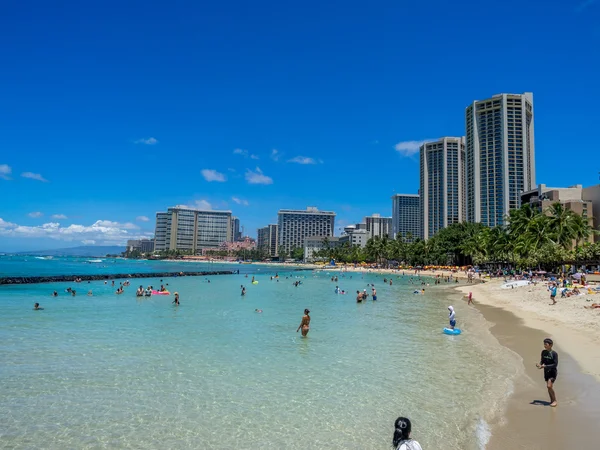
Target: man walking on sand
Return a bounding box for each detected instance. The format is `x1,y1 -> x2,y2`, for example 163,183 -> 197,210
536,338 -> 558,407
549,283 -> 558,305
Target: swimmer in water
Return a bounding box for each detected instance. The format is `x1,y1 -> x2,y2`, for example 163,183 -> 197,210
255,309 -> 263,313
448,306 -> 456,330
87,290 -> 93,296
356,290 -> 363,303
172,292 -> 180,305
296,309 -> 311,337
52,291 -> 58,297
241,286 -> 246,296
34,303 -> 43,310
372,287 -> 377,301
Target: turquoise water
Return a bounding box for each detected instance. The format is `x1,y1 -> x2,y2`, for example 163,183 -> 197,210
0,259 -> 520,449
0,256 -> 262,277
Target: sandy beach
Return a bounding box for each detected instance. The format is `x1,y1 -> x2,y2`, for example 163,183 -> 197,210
454,279 -> 600,449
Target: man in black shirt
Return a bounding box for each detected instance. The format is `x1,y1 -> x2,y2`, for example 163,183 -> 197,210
536,338 -> 558,407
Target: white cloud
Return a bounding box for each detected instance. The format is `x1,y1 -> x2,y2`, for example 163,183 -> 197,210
0,164 -> 12,180
0,219 -> 153,245
51,214 -> 68,220
136,215 -> 150,222
201,169 -> 227,182
288,156 -> 318,165
270,149 -> 280,161
28,212 -> 43,218
232,197 -> 249,206
81,240 -> 96,245
21,172 -> 48,182
134,137 -> 158,145
95,220 -> 139,230
394,139 -> 433,157
0,218 -> 16,229
233,148 -> 259,159
194,199 -> 212,210
245,167 -> 273,185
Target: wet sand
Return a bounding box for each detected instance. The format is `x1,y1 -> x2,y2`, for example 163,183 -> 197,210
471,302 -> 600,449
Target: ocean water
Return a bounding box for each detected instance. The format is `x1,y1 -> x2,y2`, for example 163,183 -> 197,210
0,258 -> 521,449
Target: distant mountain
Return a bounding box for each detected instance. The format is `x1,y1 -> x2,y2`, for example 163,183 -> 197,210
16,246 -> 125,257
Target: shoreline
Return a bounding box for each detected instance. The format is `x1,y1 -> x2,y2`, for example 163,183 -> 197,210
452,281 -> 600,448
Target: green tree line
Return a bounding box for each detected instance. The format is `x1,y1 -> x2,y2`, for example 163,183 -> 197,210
311,202 -> 600,270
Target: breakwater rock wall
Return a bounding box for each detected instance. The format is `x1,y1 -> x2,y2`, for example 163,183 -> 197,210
0,271 -> 236,285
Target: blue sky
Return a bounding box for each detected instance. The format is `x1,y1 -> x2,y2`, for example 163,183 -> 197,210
1,0 -> 599,252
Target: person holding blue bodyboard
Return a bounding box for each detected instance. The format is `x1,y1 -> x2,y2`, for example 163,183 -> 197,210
443,305 -> 461,335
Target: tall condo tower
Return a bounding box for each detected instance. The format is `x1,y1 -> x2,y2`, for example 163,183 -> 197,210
153,206 -> 232,253
277,207 -> 335,254
465,92 -> 535,226
257,224 -> 279,257
391,194 -> 421,241
420,137 -> 466,239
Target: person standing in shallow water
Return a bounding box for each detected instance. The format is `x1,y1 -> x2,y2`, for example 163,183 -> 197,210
392,417 -> 422,450
536,338 -> 558,407
296,309 -> 310,337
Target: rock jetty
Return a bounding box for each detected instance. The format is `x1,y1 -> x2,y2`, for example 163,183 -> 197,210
0,271 -> 236,285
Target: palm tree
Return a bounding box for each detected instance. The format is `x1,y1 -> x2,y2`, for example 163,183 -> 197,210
546,202 -> 577,249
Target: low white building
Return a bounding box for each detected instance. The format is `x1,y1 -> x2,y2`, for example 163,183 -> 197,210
341,225 -> 369,248
304,236 -> 343,262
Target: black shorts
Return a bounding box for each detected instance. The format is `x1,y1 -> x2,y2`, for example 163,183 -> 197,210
544,370 -> 557,382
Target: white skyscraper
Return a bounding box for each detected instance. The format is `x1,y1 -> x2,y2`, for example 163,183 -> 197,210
277,207 -> 335,254
363,214 -> 393,239
465,92 -> 535,227
420,137 -> 466,239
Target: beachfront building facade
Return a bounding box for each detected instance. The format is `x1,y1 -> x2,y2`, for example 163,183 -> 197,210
466,92 -> 535,227
154,213 -> 169,251
340,225 -> 369,248
153,206 -> 232,253
419,137 -> 466,239
363,214 -> 393,239
278,207 -> 336,254
583,185 -> 600,242
391,194 -> 421,241
230,216 -> 241,242
126,238 -> 155,253
521,184 -> 595,243
303,236 -> 343,262
257,224 -> 279,257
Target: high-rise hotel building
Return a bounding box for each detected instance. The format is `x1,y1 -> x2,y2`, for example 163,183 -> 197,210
257,224 -> 279,257
277,207 -> 335,254
364,214 -> 393,239
154,206 -> 232,253
420,137 -> 466,239
466,92 -> 535,227
391,194 -> 421,240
